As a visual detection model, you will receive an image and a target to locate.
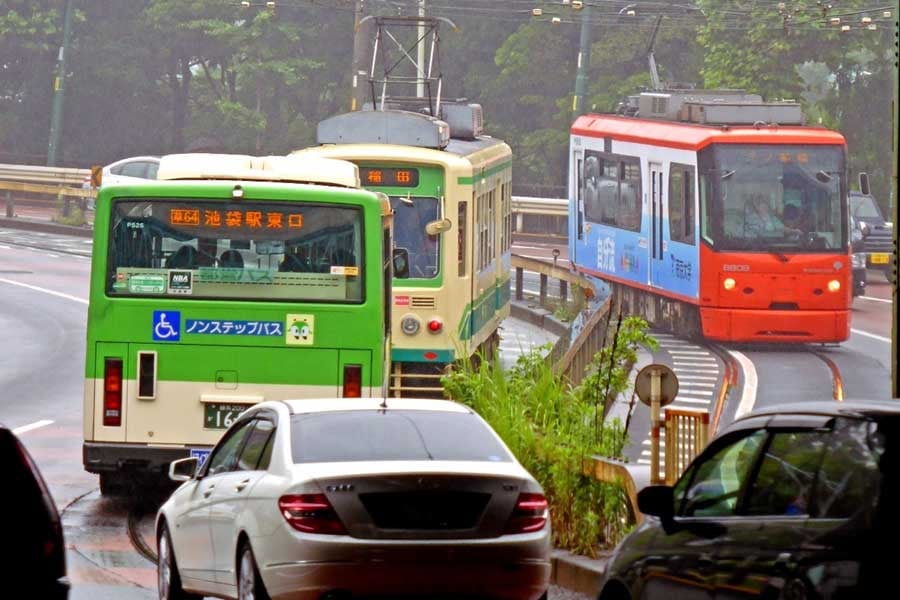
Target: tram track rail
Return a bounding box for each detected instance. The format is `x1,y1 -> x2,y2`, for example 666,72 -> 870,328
127,504 -> 159,565
810,348 -> 845,401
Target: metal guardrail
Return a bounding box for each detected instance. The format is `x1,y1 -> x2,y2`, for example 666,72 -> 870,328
511,195 -> 567,216
0,163 -> 89,186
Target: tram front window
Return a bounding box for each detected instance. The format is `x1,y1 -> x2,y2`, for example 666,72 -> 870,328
390,196 -> 440,279
700,144 -> 846,252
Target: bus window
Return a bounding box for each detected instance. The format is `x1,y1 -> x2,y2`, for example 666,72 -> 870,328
106,199 -> 365,303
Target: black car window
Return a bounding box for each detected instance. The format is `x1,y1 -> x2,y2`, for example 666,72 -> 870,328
744,430 -> 827,516
812,418 -> 884,519
237,419 -> 276,471
205,419 -> 254,476
291,410 -> 512,463
676,429 -> 765,517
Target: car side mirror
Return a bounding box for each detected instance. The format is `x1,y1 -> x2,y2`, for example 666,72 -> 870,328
859,172 -> 870,196
392,248 -> 410,279
169,457 -> 199,482
637,485 -> 674,521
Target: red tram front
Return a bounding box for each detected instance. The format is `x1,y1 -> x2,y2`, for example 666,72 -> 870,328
569,91 -> 850,343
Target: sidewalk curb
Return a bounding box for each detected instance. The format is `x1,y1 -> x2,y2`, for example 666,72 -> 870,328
0,215 -> 93,238
551,549 -> 608,596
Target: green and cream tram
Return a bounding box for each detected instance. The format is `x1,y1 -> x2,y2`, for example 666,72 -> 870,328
293,105 -> 512,396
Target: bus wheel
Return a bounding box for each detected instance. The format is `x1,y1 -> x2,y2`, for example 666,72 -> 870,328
99,472 -> 127,496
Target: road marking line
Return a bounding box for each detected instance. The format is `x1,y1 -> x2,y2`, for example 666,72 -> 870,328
673,396 -> 712,404
0,244 -> 10,249
0,278 -> 88,304
13,420 -> 54,435
679,388 -> 714,395
45,253 -> 60,258
850,328 -> 891,343
677,375 -> 718,381
667,350 -> 712,355
731,350 -> 757,420
860,296 -> 892,304
674,368 -> 719,375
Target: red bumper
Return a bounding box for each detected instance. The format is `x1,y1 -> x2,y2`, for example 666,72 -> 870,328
700,307 -> 850,343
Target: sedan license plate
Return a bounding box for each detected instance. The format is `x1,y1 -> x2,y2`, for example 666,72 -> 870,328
870,252 -> 890,265
204,403 -> 245,430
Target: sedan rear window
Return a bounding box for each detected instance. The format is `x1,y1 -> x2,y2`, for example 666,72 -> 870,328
290,410 -> 512,463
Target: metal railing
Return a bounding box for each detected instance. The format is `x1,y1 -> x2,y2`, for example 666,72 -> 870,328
664,407 -> 709,485
511,195 -> 567,237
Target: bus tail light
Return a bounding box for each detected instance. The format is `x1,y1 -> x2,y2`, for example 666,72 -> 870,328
103,358 -> 123,427
504,492 -> 548,534
279,494 -> 347,535
342,365 -> 362,398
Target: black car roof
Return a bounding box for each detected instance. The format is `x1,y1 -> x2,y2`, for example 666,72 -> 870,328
734,400 -> 900,423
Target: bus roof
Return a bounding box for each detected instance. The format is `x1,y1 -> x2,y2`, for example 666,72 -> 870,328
157,153 -> 361,188
571,114 -> 846,152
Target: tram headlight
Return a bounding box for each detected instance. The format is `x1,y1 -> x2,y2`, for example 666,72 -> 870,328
827,279 -> 841,293
723,277 -> 736,291
400,315 -> 421,335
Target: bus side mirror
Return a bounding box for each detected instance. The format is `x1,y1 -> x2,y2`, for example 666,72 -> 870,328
859,172 -> 870,196
425,218 -> 452,236
392,248 -> 410,279
169,457 -> 199,482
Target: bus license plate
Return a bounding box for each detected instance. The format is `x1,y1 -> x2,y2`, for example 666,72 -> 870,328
870,253 -> 890,265
204,403 -> 245,430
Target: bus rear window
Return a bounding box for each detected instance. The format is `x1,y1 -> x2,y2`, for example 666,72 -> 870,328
106,199 -> 364,303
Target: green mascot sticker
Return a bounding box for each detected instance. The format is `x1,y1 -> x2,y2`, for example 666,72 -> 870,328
286,314 -> 315,346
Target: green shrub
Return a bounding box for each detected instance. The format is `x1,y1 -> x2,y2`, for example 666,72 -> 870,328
442,315 -> 656,557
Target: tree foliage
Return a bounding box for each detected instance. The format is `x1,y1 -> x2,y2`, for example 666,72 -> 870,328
0,1 -> 893,204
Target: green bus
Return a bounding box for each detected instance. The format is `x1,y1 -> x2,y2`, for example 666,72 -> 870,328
83,154 -> 395,494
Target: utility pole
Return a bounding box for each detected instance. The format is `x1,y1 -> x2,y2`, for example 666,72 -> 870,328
351,1 -> 372,111
47,0 -> 74,167
572,3 -> 592,116
892,1 -> 899,397
417,0 -> 426,99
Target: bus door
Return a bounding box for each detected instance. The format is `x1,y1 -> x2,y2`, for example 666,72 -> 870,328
649,162 -> 666,288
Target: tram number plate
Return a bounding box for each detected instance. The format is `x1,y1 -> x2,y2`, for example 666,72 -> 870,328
204,403 -> 245,430
870,253 -> 890,265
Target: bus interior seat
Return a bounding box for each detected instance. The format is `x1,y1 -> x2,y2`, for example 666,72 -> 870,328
219,249 -> 244,269
166,245 -> 197,269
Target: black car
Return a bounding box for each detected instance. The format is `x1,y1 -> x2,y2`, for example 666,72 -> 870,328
0,424 -> 69,598
597,400 -> 898,599
849,188 -> 893,282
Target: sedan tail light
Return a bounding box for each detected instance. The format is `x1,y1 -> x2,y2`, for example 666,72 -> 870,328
504,492 -> 548,534
279,494 -> 346,535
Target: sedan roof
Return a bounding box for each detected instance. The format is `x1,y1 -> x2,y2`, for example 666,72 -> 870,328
281,398 -> 474,415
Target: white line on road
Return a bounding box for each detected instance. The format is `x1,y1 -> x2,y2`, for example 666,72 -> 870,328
673,368 -> 719,375
731,350 -> 758,420
0,244 -> 9,249
851,328 -> 891,343
13,420 -> 54,435
860,296 -> 892,304
0,278 -> 88,304
45,253 -> 60,258
677,375 -> 719,381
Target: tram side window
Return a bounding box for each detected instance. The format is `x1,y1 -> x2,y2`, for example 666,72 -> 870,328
458,201 -> 467,277
669,164 -> 695,245
582,151 -> 642,233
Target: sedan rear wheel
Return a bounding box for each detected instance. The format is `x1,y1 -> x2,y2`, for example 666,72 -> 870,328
158,524 -> 200,600
238,543 -> 270,600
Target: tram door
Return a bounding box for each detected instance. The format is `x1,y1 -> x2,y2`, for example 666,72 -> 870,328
649,162 -> 666,289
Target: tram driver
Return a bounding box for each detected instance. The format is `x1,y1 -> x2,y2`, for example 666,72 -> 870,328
745,194 -> 801,237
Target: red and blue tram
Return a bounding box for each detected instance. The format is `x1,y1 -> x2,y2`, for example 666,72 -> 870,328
568,92 -> 850,343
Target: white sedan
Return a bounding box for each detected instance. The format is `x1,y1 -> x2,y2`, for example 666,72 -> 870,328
156,398 -> 552,600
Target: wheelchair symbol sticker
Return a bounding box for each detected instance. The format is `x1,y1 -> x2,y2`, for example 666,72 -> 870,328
153,311 -> 181,342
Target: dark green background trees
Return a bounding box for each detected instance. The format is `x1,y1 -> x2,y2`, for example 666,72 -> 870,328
1,0 -> 894,207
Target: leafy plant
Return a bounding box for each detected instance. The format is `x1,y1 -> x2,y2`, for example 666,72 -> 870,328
442,314 -> 656,557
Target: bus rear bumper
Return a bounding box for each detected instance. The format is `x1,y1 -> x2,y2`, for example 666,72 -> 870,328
83,442 -> 203,475
700,307 -> 850,343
